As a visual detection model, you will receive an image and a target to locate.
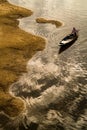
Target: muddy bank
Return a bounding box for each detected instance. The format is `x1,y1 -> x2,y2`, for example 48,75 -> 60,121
36,17 -> 62,28
0,0 -> 46,117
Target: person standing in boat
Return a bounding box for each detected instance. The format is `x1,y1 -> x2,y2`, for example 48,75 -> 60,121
71,27 -> 78,36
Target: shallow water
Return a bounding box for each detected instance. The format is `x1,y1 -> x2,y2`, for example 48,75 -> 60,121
4,0 -> 87,130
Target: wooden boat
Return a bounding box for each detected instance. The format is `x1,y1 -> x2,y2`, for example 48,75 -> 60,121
59,32 -> 78,46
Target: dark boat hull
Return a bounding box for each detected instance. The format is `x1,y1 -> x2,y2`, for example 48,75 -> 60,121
58,36 -> 78,54
59,34 -> 78,46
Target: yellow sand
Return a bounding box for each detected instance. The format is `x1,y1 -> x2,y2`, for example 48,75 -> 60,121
36,17 -> 62,28
0,0 -> 46,117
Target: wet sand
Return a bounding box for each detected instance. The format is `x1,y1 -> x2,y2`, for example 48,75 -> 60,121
0,0 -> 46,117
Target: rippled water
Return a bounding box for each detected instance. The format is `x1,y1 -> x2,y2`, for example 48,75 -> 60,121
3,0 -> 87,130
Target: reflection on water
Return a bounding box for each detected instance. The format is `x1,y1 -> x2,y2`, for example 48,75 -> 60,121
3,0 -> 87,130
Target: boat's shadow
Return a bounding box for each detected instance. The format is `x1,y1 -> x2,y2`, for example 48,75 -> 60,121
58,37 -> 78,54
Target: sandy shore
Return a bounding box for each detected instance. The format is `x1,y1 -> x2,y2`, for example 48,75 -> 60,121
0,0 -> 46,117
